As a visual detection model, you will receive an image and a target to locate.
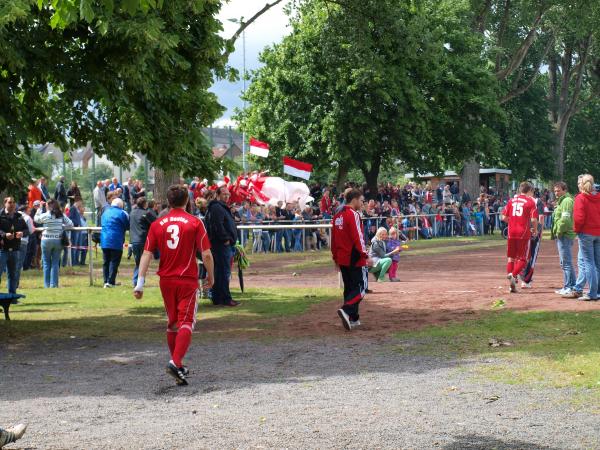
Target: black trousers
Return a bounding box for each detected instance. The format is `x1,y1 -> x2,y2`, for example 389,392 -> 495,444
102,248 -> 123,285
340,265 -> 368,321
211,244 -> 233,305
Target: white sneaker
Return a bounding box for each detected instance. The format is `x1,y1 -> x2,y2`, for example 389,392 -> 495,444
507,274 -> 517,293
349,320 -> 361,329
6,423 -> 27,442
103,283 -> 113,289
521,282 -> 532,289
337,309 -> 351,331
555,288 -> 567,295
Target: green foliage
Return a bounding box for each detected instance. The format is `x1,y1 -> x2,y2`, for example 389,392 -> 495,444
1,0 -> 232,194
564,99 -> 600,186
494,79 -> 555,181
238,0 -> 502,190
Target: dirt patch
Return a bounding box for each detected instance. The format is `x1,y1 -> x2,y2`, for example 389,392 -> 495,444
232,239 -> 599,338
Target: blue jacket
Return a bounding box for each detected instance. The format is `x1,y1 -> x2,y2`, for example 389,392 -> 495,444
100,206 -> 129,250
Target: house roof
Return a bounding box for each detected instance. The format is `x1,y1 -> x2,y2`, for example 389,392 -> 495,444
405,168 -> 512,179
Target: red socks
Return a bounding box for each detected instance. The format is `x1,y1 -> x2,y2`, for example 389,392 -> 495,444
166,330 -> 177,357
506,261 -> 514,275
172,327 -> 192,368
512,260 -> 526,278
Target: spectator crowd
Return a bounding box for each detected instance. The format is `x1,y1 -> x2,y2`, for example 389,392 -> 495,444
4,171 -> 594,302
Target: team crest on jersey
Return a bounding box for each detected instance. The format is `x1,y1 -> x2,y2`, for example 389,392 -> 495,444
334,216 -> 344,228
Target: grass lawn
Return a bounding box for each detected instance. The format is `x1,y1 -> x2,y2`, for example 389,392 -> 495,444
396,310 -> 600,394
1,251 -> 339,343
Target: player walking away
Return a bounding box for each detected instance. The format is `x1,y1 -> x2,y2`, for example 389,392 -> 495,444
502,182 -> 539,293
520,190 -> 545,288
133,185 -> 214,386
331,189 -> 370,331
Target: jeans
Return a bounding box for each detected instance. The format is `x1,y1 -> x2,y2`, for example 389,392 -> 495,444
574,240 -> 586,293
577,233 -> 600,298
102,248 -> 123,286
211,244 -> 233,304
283,229 -> 293,252
41,239 -> 62,288
556,236 -> 576,290
15,242 -> 27,289
293,230 -> 303,251
131,242 -> 144,286
0,249 -> 20,294
275,231 -> 284,252
369,257 -> 392,281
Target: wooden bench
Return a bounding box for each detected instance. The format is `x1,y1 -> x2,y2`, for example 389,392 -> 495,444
0,293 -> 25,320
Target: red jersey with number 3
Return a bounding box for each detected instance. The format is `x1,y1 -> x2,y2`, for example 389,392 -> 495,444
505,195 -> 539,239
145,209 -> 211,280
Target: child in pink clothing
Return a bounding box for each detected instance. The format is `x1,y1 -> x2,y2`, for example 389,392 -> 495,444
385,227 -> 405,281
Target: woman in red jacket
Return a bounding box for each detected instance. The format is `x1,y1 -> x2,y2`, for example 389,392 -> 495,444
573,174 -> 600,301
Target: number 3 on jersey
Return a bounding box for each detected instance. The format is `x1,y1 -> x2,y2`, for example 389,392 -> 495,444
512,202 -> 523,217
166,224 -> 180,249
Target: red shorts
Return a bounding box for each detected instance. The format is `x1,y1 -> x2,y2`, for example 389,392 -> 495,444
159,278 -> 199,332
507,238 -> 530,261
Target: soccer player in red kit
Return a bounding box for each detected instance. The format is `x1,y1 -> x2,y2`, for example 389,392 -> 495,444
502,182 -> 539,293
331,188 -> 371,330
133,185 -> 214,385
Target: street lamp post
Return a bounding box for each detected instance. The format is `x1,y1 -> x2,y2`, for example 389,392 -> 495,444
228,17 -> 247,173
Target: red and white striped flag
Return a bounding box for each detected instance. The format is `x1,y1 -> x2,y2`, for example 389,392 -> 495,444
283,157 -> 313,180
249,138 -> 270,158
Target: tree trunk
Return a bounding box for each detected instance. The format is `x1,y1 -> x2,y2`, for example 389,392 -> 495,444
153,168 -> 180,205
361,156 -> 382,198
553,120 -> 569,180
335,163 -> 349,194
461,159 -> 480,200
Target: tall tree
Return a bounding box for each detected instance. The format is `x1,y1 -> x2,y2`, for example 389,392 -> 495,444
239,0 -> 501,193
0,0 -> 284,196
471,0 -> 600,182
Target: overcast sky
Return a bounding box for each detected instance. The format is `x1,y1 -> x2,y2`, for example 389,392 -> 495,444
212,1 -> 292,127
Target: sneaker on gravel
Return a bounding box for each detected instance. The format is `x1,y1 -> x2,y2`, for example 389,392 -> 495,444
349,320 -> 361,329
562,290 -> 582,299
1,423 -> 27,446
521,282 -> 532,289
181,365 -> 189,376
507,274 -> 517,293
555,288 -> 568,295
578,294 -> 598,301
337,308 -> 351,331
166,361 -> 188,386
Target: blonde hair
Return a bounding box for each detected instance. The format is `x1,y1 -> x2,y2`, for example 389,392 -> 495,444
375,227 -> 388,240
388,226 -> 398,238
578,174 -> 594,194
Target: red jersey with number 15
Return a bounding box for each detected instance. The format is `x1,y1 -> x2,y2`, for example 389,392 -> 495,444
505,195 -> 539,239
145,209 -> 211,280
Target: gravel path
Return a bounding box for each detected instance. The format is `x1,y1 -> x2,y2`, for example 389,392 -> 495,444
1,336 -> 598,449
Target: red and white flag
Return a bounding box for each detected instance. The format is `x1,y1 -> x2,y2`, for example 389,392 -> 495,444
249,138 -> 270,158
283,157 -> 313,180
